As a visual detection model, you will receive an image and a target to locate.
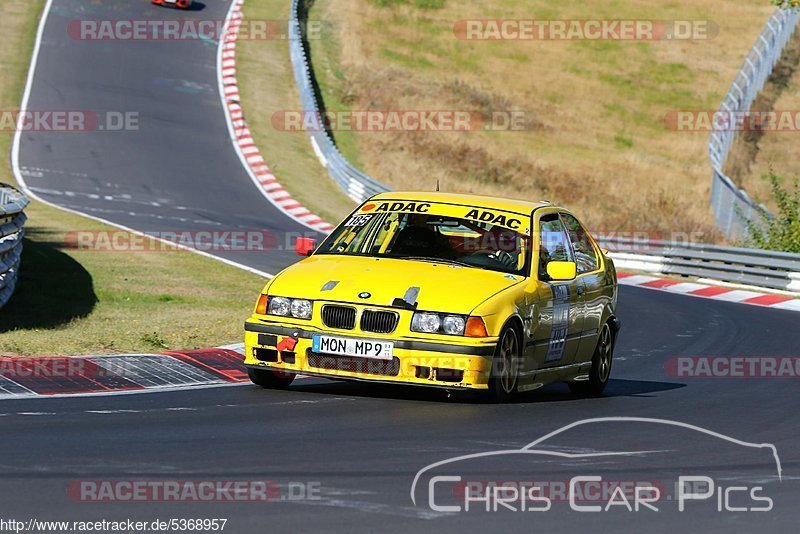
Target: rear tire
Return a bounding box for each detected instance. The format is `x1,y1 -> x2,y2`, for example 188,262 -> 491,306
248,368 -> 295,389
484,326 -> 521,403
569,322 -> 613,396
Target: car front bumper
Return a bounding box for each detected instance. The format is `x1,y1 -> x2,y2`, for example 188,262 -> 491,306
244,319 -> 498,389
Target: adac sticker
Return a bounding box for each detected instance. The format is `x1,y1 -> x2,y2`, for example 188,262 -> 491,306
464,209 -> 524,231
375,201 -> 431,213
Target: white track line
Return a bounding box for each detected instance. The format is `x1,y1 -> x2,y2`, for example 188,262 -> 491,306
11,0 -> 272,279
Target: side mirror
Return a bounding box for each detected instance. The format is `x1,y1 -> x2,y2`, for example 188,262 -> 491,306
546,261 -> 577,281
295,237 -> 317,257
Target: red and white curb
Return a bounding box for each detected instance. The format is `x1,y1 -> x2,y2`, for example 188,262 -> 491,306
618,272 -> 800,312
219,0 -> 334,234
0,346 -> 247,399
0,344 -> 314,400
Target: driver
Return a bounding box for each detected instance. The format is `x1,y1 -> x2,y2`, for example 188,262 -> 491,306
390,214 -> 455,258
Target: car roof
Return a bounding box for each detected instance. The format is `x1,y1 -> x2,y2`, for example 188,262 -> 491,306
370,191 -> 556,215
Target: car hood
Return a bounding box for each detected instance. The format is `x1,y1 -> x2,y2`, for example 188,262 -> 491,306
268,255 -> 525,315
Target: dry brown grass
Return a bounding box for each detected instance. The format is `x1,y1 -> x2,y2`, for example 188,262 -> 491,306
302,0 -> 781,241
729,31 -> 800,209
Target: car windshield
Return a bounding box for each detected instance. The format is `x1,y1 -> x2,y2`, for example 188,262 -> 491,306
316,209 -> 531,276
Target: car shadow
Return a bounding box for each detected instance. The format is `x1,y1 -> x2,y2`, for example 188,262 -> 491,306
287,377 -> 686,404
0,232 -> 97,332
186,2 -> 205,12
512,378 -> 687,403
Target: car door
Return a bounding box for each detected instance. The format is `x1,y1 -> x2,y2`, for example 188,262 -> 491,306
560,212 -> 605,363
526,211 -> 585,369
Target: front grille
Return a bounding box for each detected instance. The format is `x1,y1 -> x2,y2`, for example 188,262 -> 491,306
307,351 -> 401,376
360,310 -> 399,334
321,305 -> 356,330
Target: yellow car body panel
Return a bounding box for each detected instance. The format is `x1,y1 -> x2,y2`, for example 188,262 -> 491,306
244,192 -> 618,393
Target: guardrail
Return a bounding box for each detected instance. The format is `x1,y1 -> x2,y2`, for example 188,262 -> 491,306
597,237 -> 800,293
709,7 -> 800,239
0,184 -> 28,309
288,0 -> 390,203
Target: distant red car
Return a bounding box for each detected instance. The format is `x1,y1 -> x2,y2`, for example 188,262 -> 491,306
152,0 -> 192,9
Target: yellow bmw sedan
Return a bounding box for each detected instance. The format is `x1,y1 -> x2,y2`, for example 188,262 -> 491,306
244,192 -> 619,402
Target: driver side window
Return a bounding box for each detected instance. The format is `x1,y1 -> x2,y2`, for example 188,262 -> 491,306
560,213 -> 599,274
538,214 -> 573,280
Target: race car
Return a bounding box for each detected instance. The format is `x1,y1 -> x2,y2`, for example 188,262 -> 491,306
151,0 -> 193,9
244,192 -> 619,402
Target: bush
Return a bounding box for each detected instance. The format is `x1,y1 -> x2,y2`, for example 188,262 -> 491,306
773,0 -> 800,9
740,169 -> 800,253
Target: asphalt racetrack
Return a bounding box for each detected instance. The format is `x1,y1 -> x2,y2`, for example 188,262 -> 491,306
16,0 -> 317,275
7,0 -> 800,532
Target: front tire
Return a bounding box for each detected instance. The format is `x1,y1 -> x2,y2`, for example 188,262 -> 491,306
484,326 -> 521,403
248,368 -> 295,389
569,322 -> 614,396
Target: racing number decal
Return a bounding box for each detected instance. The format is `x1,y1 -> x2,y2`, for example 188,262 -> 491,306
344,214 -> 373,227
545,284 -> 570,362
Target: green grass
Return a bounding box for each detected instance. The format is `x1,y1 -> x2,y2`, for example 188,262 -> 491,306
302,1 -> 367,169
0,0 -> 269,356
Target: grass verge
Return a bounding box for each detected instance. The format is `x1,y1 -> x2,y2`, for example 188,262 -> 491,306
0,0 -> 266,356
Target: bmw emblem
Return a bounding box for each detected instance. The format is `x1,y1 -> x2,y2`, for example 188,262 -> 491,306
358,292 -> 371,299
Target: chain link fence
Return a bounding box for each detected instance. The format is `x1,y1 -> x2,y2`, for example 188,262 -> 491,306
709,7 -> 800,239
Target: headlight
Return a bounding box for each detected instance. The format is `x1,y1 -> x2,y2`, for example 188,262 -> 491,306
411,312 -> 467,335
267,297 -> 313,319
268,297 -> 291,316
411,312 -> 441,333
442,315 -> 466,335
290,299 -> 313,319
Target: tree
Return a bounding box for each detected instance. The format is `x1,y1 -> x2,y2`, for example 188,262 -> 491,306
740,168 -> 800,253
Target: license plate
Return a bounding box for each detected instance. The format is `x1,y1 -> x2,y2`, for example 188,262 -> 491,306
312,335 -> 394,360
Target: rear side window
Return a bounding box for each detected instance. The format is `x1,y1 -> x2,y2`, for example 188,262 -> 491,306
538,214 -> 573,279
560,213 -> 599,274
